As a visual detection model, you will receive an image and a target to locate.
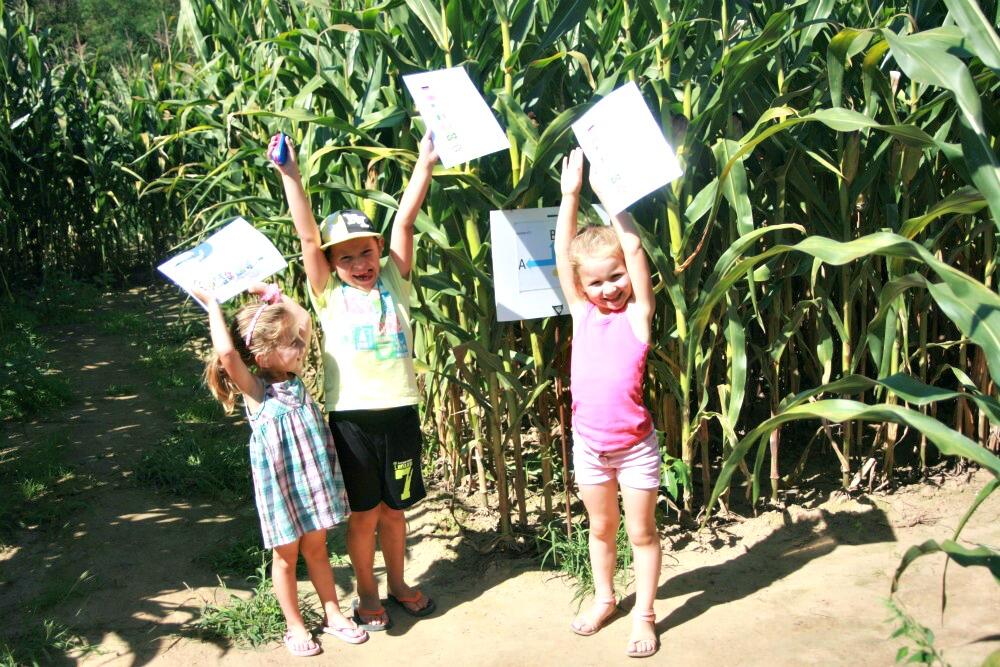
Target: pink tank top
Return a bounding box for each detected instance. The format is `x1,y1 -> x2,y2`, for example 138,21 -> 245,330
570,302 -> 653,452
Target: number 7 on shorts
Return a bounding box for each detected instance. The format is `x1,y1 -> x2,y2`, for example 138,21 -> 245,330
393,459 -> 414,501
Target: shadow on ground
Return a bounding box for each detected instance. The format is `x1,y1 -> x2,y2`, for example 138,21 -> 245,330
0,284 -> 900,664
654,502 -> 895,633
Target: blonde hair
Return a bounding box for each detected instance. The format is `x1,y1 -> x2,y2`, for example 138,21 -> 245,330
568,225 -> 623,281
203,302 -> 296,413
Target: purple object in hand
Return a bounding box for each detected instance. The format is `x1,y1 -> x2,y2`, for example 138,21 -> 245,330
270,133 -> 288,166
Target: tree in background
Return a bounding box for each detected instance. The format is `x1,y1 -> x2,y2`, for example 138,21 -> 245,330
29,0 -> 177,59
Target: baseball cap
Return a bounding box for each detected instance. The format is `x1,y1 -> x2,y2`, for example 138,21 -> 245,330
319,209 -> 381,249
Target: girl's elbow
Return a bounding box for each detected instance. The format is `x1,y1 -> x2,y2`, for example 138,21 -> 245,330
617,233 -> 641,252
217,347 -> 242,367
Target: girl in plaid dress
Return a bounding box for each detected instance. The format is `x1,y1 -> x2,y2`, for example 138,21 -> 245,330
195,283 -> 367,657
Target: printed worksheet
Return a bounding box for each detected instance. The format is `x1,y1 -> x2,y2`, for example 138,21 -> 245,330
572,81 -> 683,214
403,66 -> 510,168
158,217 -> 287,308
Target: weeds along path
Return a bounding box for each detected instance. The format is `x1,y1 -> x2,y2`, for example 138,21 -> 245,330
0,286 -> 255,663
1,286 -> 998,666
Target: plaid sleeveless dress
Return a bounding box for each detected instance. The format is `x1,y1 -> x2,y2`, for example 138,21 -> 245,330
246,376 -> 350,548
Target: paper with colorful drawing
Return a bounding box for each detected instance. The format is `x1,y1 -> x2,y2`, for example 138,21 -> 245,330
403,66 -> 510,168
571,81 -> 683,214
157,217 -> 287,308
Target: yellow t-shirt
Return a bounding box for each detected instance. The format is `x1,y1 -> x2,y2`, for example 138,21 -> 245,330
309,257 -> 421,412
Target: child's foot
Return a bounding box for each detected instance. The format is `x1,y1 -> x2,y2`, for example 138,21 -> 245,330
284,626 -> 321,657
352,596 -> 391,631
570,598 -> 618,636
626,610 -> 658,658
387,585 -> 436,616
321,612 -> 368,645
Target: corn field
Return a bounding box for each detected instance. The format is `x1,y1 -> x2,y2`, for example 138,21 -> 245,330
3,0 -> 1000,548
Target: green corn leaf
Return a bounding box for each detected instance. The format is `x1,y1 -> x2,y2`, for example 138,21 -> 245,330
898,187 -> 986,239
531,0 -> 589,59
827,28 -> 873,108
712,138 -> 754,237
892,539 -> 1000,593
404,0 -> 451,53
705,399 -> 1000,524
942,0 -> 1000,75
724,297 -> 746,430
884,28 -> 1000,229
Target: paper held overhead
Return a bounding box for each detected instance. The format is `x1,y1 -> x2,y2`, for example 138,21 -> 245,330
157,217 -> 287,309
403,66 -> 510,168
572,81 -> 683,214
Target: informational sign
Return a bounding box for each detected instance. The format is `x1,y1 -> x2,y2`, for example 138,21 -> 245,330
571,81 -> 683,214
403,66 -> 510,168
490,208 -> 568,322
157,217 -> 287,308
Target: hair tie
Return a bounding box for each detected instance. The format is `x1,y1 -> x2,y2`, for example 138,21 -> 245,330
261,284 -> 282,304
244,303 -> 269,348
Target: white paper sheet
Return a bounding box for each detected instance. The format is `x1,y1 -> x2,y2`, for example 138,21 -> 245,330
490,208 -> 568,322
403,66 -> 510,168
157,217 -> 287,308
571,81 -> 683,214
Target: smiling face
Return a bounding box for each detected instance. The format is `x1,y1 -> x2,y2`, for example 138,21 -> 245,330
576,251 -> 633,313
328,236 -> 384,291
257,313 -> 308,378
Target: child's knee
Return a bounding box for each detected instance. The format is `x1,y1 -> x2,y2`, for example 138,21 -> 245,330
349,507 -> 381,531
299,536 -> 328,562
272,543 -> 299,569
588,515 -> 619,541
625,522 -> 658,548
378,504 -> 405,527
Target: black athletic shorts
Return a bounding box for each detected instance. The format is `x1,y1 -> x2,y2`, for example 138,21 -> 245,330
328,405 -> 426,512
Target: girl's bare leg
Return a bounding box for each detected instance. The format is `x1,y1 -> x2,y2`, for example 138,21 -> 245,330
272,540 -> 310,639
572,479 -> 621,632
621,485 -> 660,654
299,529 -> 355,628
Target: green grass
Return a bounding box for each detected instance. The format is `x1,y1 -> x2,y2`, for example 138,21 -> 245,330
0,314 -> 73,421
101,311 -> 149,337
104,383 -> 137,397
0,618 -> 98,666
0,432 -> 85,543
139,345 -> 192,372
194,562 -> 322,648
537,518 -> 634,606
27,570 -> 97,614
174,396 -> 225,424
135,424 -> 249,502
200,527 -> 350,579
199,532 -> 274,578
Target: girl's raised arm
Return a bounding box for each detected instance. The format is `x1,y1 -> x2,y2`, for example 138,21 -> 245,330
192,288 -> 264,404
610,211 -> 654,324
590,168 -> 655,330
555,148 -> 586,312
270,134 -> 331,295
390,134 -> 438,280
282,294 -> 312,344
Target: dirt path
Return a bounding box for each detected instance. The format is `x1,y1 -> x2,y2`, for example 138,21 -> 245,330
2,287 -> 998,666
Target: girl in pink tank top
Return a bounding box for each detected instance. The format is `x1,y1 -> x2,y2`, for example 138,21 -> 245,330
555,148 -> 661,659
